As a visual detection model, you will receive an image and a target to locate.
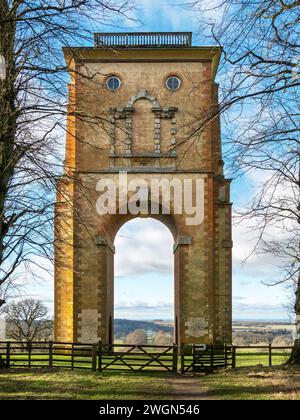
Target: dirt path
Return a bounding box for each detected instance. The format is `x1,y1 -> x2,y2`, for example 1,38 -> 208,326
166,375 -> 217,400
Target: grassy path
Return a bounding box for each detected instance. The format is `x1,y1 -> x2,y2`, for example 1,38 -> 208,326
166,375 -> 218,400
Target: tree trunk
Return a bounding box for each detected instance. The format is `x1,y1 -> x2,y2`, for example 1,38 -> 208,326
287,272 -> 300,364
288,340 -> 300,365
0,1 -> 18,274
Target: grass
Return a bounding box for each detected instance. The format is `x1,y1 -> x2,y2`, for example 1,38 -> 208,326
235,349 -> 291,367
1,347 -> 298,400
1,364 -> 300,400
200,365 -> 300,400
0,369 -> 171,400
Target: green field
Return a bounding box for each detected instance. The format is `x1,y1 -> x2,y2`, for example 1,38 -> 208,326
235,349 -> 291,367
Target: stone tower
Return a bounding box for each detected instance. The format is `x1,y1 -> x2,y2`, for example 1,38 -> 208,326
54,32 -> 232,345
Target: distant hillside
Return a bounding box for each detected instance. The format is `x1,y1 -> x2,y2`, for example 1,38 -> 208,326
114,319 -> 173,338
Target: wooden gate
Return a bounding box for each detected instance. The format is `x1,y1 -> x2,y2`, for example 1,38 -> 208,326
181,344 -> 233,373
99,344 -> 177,372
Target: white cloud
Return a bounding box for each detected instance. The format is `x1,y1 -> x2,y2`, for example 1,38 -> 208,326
231,166 -> 297,284
233,221 -> 285,280
115,300 -> 174,319
126,0 -> 198,32
115,218 -> 173,278
116,300 -> 172,310
114,297 -> 288,321
233,300 -> 287,320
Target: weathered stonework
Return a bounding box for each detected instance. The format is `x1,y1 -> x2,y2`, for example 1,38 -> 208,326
109,90 -> 178,158
78,310 -> 101,343
185,318 -> 210,339
54,34 -> 232,345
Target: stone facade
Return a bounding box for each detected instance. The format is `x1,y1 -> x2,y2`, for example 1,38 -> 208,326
54,35 -> 232,345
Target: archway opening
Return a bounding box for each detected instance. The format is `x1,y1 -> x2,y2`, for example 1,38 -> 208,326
114,217 -> 175,345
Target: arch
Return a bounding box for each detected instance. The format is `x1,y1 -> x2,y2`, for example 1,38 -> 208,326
106,201 -> 179,243
114,218 -> 175,342
101,210 -> 181,345
126,89 -> 161,109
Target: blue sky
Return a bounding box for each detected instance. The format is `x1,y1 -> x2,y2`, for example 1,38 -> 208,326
20,0 -> 291,322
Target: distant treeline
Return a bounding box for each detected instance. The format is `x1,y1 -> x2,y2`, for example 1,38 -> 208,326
114,319 -> 173,338
233,329 -> 294,346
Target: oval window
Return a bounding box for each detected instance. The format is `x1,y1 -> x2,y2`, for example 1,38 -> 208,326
106,76 -> 121,91
166,76 -> 181,91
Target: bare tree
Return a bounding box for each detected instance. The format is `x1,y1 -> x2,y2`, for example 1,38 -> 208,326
152,330 -> 173,346
0,298 -> 52,343
0,1 -> 134,305
289,278 -> 300,363
187,0 -> 300,363
272,335 -> 293,347
125,329 -> 148,345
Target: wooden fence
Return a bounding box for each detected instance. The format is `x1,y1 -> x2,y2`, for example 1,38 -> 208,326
0,341 -> 293,373
232,345 -> 293,368
0,341 -> 176,373
0,341 -> 96,371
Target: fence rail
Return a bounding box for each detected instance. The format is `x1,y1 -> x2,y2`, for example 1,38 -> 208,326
181,344 -> 234,374
94,32 -> 192,48
0,341 -> 293,373
99,343 -> 177,372
233,345 -> 293,368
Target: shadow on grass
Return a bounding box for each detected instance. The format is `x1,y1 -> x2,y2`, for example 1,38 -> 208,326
203,366 -> 300,399
0,370 -> 172,400
206,383 -> 299,399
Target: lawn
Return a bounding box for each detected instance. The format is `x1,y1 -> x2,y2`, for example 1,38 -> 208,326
0,369 -> 171,400
1,365 -> 300,400
235,349 -> 291,367
200,365 -> 300,400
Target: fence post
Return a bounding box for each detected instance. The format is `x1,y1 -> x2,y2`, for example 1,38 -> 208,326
6,341 -> 10,369
180,345 -> 184,374
210,345 -> 214,373
232,346 -> 236,369
71,343 -> 74,370
98,341 -> 102,372
28,341 -> 32,368
49,341 -> 53,370
269,344 -> 272,367
92,344 -> 97,372
172,344 -> 177,373
224,344 -> 228,368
